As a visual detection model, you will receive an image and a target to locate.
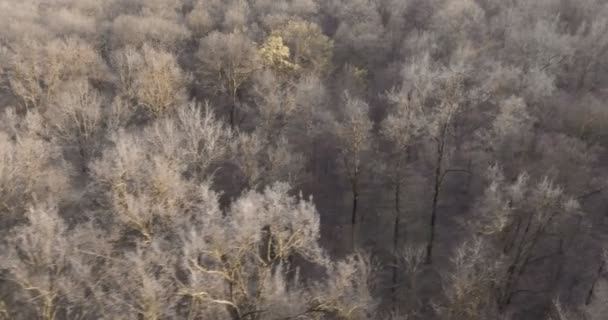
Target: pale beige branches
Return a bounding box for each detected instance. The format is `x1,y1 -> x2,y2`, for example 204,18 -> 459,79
382,93 -> 425,155
250,70 -> 298,139
91,104 -> 230,241
391,246 -> 427,316
548,300 -> 579,320
2,37 -> 106,110
477,96 -> 536,168
0,300 -> 7,320
433,0 -> 485,40
381,80 -> 427,186
112,45 -> 189,116
290,73 -> 332,138
178,183 -> 335,319
335,64 -> 368,99
2,206 -> 68,320
231,132 -> 304,189
47,79 -> 104,172
228,183 -> 323,260
110,14 -> 190,51
260,253 -> 376,320
185,0 -> 224,38
98,242 -> 178,320
472,165 -> 584,310
394,52 -> 475,264
0,109 -> 69,223
335,93 -> 373,184
334,92 -> 373,245
91,134 -> 192,242
231,132 -> 264,187
436,238 -> 502,320
145,102 -> 233,179
0,204 -> 97,320
381,82 -> 428,293
307,253 -> 377,320
197,31 -> 261,128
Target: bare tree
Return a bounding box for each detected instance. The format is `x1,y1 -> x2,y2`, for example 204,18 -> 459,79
583,261 -> 608,320
90,104 -> 230,241
112,45 -> 189,116
389,53 -> 472,264
177,182 -> 375,319
145,102 -> 233,180
131,45 -> 189,115
390,245 -> 426,316
326,0 -> 389,66
0,204 -> 105,320
47,79 -> 104,173
432,0 -> 485,42
569,7 -> 608,91
2,37 -> 106,110
230,131 -> 304,189
0,109 -> 69,226
472,165 -> 583,311
185,0 -> 224,38
381,86 -> 426,303
1,1 -> 608,318
436,238 -> 501,320
96,241 -> 178,320
249,70 -> 297,138
334,92 -> 373,248
477,95 -> 536,176
110,14 -> 190,51
197,31 -> 260,128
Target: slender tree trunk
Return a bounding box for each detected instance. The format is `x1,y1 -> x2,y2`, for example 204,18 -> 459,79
351,189 -> 358,225
586,259 -> 605,305
230,84 -> 238,130
42,298 -> 53,320
391,182 -> 401,306
312,140 -> 318,182
503,217 -> 522,253
426,140 -> 444,265
351,179 -> 358,250
78,142 -> 88,174
550,240 -> 565,297
229,103 -> 236,130
227,281 -> 240,320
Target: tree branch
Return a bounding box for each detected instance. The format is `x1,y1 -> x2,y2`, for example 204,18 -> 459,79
439,168 -> 472,186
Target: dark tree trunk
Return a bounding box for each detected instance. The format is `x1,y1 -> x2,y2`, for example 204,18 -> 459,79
586,259 -> 605,305
351,182 -> 358,249
392,182 -> 401,306
78,141 -> 89,174
426,139 -> 444,265
230,88 -> 238,130
229,103 -> 236,130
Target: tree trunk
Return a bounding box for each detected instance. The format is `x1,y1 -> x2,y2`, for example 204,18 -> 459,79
586,259 -> 605,305
392,182 -> 401,306
78,142 -> 88,174
550,239 -> 565,297
229,104 -> 236,130
351,182 -> 358,250
426,140 -> 444,265
230,86 -> 238,130
227,281 -> 240,320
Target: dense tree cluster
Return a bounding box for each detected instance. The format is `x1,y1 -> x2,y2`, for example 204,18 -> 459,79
1,0 -> 608,319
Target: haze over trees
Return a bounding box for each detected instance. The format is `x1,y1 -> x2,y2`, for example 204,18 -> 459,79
0,0 -> 608,319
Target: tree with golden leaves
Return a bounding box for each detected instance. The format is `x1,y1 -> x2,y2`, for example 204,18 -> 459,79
270,19 -> 333,75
